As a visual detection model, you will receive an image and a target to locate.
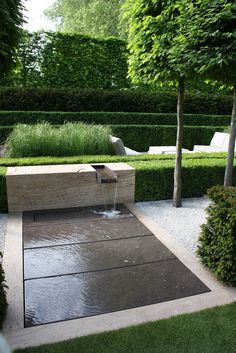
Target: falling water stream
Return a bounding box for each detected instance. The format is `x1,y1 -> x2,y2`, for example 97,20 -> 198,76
93,182 -> 121,219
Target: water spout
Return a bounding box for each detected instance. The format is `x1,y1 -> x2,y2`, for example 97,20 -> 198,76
92,165 -> 117,184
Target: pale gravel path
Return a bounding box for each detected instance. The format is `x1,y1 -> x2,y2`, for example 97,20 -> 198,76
135,197 -> 210,255
0,214 -> 8,255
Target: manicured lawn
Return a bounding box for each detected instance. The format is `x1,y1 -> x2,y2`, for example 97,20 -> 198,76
15,303 -> 236,353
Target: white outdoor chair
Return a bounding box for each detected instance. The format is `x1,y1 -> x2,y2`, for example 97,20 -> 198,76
148,146 -> 190,154
110,136 -> 141,156
193,132 -> 232,152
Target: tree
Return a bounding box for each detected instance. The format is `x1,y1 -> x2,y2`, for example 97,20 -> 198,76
0,0 -> 25,74
179,0 -> 236,186
123,0 -> 193,207
44,0 -> 126,38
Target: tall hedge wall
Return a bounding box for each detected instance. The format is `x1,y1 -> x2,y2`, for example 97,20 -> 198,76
0,125 -> 225,150
0,111 -> 231,127
0,32 -> 129,89
0,88 -> 233,115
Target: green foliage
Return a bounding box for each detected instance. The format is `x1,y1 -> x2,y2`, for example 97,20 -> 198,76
1,32 -> 129,89
0,87 -> 233,114
198,186 -> 236,285
0,28 -> 234,93
179,0 -> 236,85
6,123 -> 114,158
0,124 -> 225,152
123,0 -> 193,86
0,152 -> 231,167
45,0 -> 126,39
0,0 -> 24,74
0,111 -> 231,127
0,251 -> 7,329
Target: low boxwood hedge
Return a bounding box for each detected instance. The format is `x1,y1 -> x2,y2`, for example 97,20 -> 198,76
0,125 -> 225,150
0,111 -> 231,127
0,87 -> 233,114
0,152 -> 230,167
198,186 -> 236,286
0,155 -> 235,213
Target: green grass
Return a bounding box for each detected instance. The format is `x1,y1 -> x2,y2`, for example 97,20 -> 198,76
15,303 -> 236,353
6,122 -> 114,158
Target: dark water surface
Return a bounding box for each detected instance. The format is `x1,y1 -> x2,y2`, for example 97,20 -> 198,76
23,205 -> 210,327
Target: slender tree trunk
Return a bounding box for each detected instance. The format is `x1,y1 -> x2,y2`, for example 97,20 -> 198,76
173,77 -> 185,207
224,85 -> 236,186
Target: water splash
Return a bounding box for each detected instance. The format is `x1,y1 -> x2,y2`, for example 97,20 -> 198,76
92,209 -> 121,219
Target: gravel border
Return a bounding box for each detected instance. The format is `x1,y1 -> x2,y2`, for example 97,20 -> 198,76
135,197 -> 210,254
0,214 -> 8,255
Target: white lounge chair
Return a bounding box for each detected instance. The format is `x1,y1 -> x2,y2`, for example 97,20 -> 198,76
110,136 -> 141,155
193,132 -> 233,153
148,146 -> 190,154
111,136 -> 191,156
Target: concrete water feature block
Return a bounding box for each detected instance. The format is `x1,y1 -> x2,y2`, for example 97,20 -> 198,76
6,163 -> 135,212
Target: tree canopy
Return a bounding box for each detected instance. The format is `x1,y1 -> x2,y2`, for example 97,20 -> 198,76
44,0 -> 126,38
124,0 -> 194,207
123,0 -> 194,86
177,0 -> 236,84
0,0 -> 25,74
178,0 -> 236,186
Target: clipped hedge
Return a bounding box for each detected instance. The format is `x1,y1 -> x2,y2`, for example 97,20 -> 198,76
1,32 -> 129,89
0,152 -> 230,167
0,111 -> 231,127
0,125 -> 225,150
0,87 -> 233,115
198,186 -> 236,285
0,155 -> 235,213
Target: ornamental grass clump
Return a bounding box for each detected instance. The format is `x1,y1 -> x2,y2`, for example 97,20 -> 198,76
6,122 -> 114,157
198,186 -> 236,286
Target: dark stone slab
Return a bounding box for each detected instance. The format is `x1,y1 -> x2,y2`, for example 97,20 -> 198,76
24,217 -> 152,249
24,236 -> 175,279
25,259 -> 210,327
24,205 -> 133,226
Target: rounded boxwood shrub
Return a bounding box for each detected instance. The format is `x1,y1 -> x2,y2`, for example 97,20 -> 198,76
0,253 -> 7,329
197,186 -> 236,285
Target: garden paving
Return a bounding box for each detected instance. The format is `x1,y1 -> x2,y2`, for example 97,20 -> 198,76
23,205 -> 210,328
